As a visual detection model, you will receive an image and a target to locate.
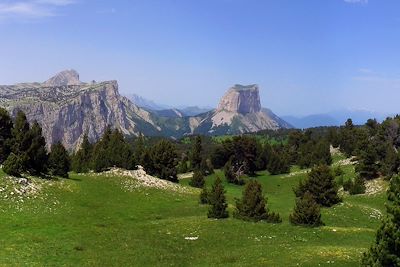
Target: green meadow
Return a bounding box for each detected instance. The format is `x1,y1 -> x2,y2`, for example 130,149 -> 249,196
0,158 -> 387,267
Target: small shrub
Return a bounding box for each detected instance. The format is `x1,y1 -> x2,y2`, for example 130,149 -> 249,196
290,191 -> 324,227
189,170 -> 205,188
234,180 -> 281,223
207,176 -> 228,219
349,176 -> 366,195
3,153 -> 23,177
199,185 -> 209,204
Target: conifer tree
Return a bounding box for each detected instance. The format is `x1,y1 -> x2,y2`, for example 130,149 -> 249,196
234,180 -> 282,223
25,121 -> 48,175
362,176 -> 400,266
208,176 -> 228,219
191,136 -> 203,170
10,110 -> 30,156
295,165 -> 341,207
150,139 -> 178,182
199,185 -> 209,204
107,129 -> 134,169
349,175 -> 366,195
381,144 -> 400,178
3,153 -> 23,177
189,169 -> 205,188
224,159 -> 237,184
134,134 -> 145,167
290,191 -> 324,227
72,134 -> 92,173
0,108 -> 13,163
48,142 -> 70,178
356,143 -> 379,180
267,150 -> 290,175
91,126 -> 112,172
189,170 -> 205,188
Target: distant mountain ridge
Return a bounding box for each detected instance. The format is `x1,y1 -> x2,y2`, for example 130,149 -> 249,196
0,70 -> 291,150
283,110 -> 392,129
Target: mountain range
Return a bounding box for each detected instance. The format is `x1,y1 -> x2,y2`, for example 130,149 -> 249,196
283,110 -> 391,129
0,70 -> 291,150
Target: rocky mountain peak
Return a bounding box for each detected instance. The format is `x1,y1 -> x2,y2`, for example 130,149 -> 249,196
216,84 -> 261,114
44,69 -> 82,86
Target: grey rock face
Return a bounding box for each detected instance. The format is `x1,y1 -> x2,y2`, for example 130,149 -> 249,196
196,84 -> 292,134
0,72 -> 162,150
44,69 -> 82,86
217,84 -> 261,114
0,72 -> 291,151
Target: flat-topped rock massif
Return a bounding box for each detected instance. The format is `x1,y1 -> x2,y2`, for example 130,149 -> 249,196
193,84 -> 291,135
0,72 -> 291,150
217,84 -> 261,114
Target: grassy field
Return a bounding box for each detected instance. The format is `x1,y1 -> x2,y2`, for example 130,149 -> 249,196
0,160 -> 387,267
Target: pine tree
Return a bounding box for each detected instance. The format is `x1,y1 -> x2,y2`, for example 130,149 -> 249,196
356,143 -> 379,180
362,176 -> 400,266
71,134 -> 92,173
199,185 -> 209,204
189,169 -> 205,188
48,142 -> 70,178
134,134 -> 145,167
150,139 -> 178,182
10,110 -> 30,155
25,121 -> 48,175
267,150 -> 290,175
91,126 -> 112,172
295,165 -> 341,207
107,129 -> 135,169
0,108 -> 13,164
349,175 -> 366,195
381,144 -> 400,178
234,180 -> 282,223
191,136 -> 203,171
224,159 -> 237,184
3,153 -> 23,177
141,148 -> 154,174
207,176 -> 229,219
290,191 -> 324,227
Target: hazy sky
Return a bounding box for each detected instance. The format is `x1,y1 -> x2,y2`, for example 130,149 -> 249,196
1,0 -> 400,116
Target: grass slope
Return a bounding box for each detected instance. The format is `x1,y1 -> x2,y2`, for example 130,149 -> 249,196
0,162 -> 386,266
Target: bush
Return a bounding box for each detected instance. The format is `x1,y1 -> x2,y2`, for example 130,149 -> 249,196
207,176 -> 228,219
48,142 -> 70,178
343,179 -> 353,192
224,160 -> 244,185
295,165 -> 341,207
362,176 -> 400,266
3,153 -> 23,177
189,170 -> 205,188
199,185 -> 209,204
234,180 -> 282,223
349,176 -> 366,195
290,191 -> 324,227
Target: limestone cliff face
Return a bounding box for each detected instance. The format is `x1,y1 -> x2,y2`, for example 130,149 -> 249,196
216,84 -> 261,114
0,72 -> 161,150
194,84 -> 292,135
0,72 -> 291,150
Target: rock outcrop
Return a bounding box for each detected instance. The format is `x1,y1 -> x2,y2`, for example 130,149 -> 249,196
0,71 -> 163,150
0,72 -> 291,151
216,84 -> 261,114
44,69 -> 82,86
193,84 -> 291,135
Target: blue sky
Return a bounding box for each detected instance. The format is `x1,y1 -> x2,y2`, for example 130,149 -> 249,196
0,0 -> 400,116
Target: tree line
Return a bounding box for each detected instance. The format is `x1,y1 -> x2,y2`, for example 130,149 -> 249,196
0,108 -> 70,178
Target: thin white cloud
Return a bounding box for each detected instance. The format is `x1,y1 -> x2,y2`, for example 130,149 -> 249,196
344,0 -> 368,4
0,0 -> 76,21
35,0 -> 76,6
